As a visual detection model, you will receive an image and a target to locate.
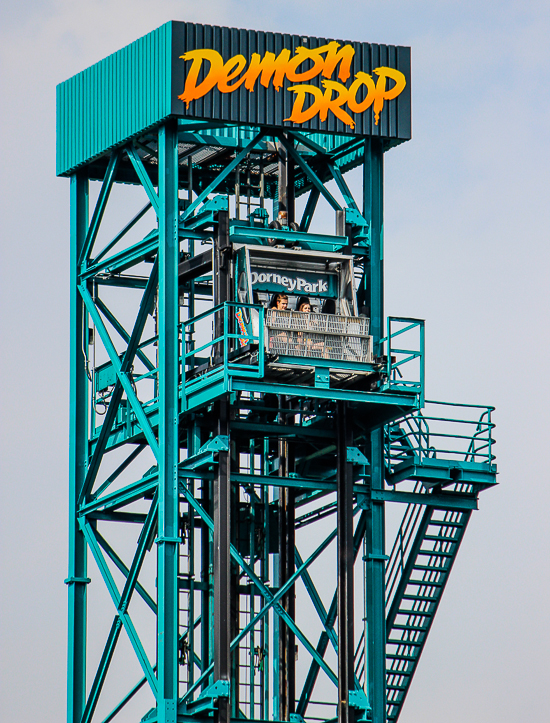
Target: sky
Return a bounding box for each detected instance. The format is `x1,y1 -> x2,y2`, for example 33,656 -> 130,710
1,1 -> 550,721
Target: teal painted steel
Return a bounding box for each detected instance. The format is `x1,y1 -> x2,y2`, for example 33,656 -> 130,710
64,42 -> 496,723
56,22 -> 172,176
67,172 -> 89,723
157,120 -> 180,723
57,22 -> 411,177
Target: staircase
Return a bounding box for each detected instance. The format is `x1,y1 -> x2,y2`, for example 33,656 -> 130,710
385,503 -> 471,722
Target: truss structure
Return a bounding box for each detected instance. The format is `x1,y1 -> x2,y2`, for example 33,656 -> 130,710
67,118 -> 497,723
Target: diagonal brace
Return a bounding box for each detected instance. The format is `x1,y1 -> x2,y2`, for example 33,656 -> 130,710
80,513 -> 158,697
127,145 -> 160,215
78,265 -> 160,503
181,130 -> 265,221
80,494 -> 158,723
179,480 -> 338,687
277,133 -> 342,212
79,149 -> 122,265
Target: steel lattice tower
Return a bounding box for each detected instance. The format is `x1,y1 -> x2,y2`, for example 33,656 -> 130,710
60,21 -> 497,723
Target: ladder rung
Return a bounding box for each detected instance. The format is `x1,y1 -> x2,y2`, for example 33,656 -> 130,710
423,533 -> 460,542
386,653 -> 417,661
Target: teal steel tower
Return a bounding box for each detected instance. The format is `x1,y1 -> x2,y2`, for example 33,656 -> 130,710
59,21 -> 497,723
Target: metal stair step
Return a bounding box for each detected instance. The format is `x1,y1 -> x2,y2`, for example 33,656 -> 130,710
387,638 -> 423,648
400,593 -> 438,602
391,624 -> 429,633
386,683 -> 410,692
417,548 -> 455,557
411,563 -> 449,572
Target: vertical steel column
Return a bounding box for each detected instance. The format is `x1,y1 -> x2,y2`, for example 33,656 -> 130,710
278,400 -> 296,721
67,172 -> 89,723
157,120 -> 180,723
337,401 -> 355,723
363,138 -> 387,723
214,210 -> 231,723
277,136 -> 295,224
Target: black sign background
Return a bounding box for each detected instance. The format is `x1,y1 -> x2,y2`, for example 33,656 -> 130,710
170,21 -> 411,139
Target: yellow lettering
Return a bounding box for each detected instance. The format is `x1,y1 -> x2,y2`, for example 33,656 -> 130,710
178,47 -> 406,128
347,71 -> 376,113
322,42 -> 355,83
243,49 -> 291,91
371,67 -> 407,125
284,85 -> 324,124
217,55 -> 247,93
319,80 -> 355,128
286,45 -> 327,82
178,49 -> 224,107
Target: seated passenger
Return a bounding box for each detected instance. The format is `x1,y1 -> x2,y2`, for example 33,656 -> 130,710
267,292 -> 290,352
296,296 -> 311,312
269,292 -> 289,310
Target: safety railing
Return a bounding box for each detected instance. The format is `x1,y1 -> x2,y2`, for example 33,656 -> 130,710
181,302 -> 265,392
265,309 -> 372,364
380,317 -> 425,404
384,482 -> 426,613
385,400 -> 496,470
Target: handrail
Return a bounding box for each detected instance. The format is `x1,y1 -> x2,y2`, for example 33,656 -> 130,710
380,317 -> 425,406
385,401 -> 496,469
181,302 -> 265,390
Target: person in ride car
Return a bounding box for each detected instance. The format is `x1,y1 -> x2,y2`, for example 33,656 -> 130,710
296,296 -> 311,312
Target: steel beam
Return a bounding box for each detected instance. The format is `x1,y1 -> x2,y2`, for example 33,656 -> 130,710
67,171 -> 89,723
337,401 -> 356,723
363,137 -> 387,723
213,398 -> 231,723
157,120 -> 180,723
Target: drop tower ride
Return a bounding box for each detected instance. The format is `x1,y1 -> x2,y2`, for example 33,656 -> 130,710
58,21 -> 497,723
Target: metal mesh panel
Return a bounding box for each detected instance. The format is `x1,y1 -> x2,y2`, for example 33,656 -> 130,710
266,309 -> 370,337
266,310 -> 372,364
267,330 -> 371,362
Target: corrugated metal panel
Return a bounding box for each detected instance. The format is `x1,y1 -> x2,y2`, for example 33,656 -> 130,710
56,22 -> 172,176
56,21 -> 411,176
170,22 -> 411,142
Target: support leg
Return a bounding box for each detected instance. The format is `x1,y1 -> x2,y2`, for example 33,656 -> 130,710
337,401 -> 355,723
214,398 -> 231,723
67,171 -> 89,723
157,120 -> 180,723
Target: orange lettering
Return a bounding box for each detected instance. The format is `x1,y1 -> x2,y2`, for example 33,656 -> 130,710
319,80 -> 355,128
322,42 -> 355,83
286,46 -> 326,82
178,49 -> 224,106
179,47 -> 406,128
347,71 -> 376,113
217,55 -> 247,92
284,85 -> 324,124
371,67 -> 407,124
242,49 -> 291,91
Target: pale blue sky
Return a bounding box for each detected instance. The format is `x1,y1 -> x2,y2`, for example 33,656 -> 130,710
1,1 -> 550,721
